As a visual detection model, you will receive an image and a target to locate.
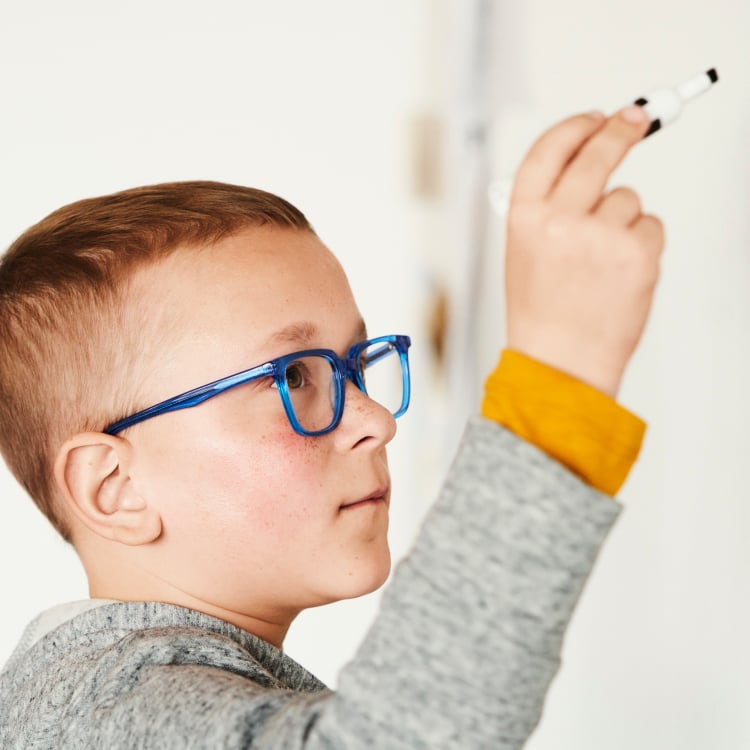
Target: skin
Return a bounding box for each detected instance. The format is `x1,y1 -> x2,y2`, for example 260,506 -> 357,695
58,227 -> 397,648
506,105 -> 663,396
54,105 -> 663,650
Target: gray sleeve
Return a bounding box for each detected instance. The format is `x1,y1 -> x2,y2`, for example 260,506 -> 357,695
313,417 -> 621,748
73,417 -> 622,749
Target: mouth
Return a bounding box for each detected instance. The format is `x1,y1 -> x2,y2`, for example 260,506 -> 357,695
340,486 -> 389,511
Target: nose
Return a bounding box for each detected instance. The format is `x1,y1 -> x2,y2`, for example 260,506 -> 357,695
334,378 -> 397,450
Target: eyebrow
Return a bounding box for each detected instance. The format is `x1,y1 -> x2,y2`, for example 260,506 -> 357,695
263,321 -> 319,349
262,318 -> 368,352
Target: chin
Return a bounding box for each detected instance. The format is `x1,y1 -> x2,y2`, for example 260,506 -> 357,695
358,555 -> 392,596
321,548 -> 392,605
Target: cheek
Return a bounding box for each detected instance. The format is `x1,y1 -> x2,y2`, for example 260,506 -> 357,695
226,427 -> 327,527
138,414 -> 332,544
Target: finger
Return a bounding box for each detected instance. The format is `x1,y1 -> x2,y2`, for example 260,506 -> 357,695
549,106 -> 651,212
594,187 -> 642,226
511,112 -> 607,202
630,214 -> 665,256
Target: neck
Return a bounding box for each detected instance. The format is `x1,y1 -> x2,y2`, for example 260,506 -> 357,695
78,539 -> 297,649
88,576 -> 296,649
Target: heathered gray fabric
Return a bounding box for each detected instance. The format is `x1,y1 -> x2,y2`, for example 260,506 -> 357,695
0,418 -> 621,749
9,600 -> 117,655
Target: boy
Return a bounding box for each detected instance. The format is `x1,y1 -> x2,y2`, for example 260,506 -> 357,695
0,107 -> 661,748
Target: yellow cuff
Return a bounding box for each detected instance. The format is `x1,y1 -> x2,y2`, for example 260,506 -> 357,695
481,349 -> 646,496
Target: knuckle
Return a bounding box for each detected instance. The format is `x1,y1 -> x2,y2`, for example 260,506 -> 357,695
597,187 -> 642,219
626,223 -> 664,273
641,214 -> 666,251
617,187 -> 641,212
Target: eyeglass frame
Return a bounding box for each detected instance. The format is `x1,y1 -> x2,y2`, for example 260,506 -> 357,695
104,334 -> 412,437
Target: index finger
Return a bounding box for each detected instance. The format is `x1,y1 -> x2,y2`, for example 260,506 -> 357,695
511,112 -> 608,202
549,106 -> 650,212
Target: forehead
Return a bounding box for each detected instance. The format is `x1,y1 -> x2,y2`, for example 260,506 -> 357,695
130,226 -> 363,388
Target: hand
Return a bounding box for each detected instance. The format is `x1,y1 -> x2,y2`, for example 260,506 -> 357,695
505,107 -> 665,397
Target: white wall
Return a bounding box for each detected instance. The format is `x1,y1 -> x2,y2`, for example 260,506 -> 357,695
1,2 -> 749,748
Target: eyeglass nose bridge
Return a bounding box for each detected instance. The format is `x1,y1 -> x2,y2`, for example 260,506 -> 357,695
343,356 -> 366,393
324,358 -> 366,421
328,358 -> 390,432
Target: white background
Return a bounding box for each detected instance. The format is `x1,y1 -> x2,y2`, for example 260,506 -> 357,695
1,2 -> 749,748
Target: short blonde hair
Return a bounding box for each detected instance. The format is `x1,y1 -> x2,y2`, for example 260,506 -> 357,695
0,181 -> 312,541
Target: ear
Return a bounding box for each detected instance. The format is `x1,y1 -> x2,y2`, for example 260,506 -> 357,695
53,432 -> 162,546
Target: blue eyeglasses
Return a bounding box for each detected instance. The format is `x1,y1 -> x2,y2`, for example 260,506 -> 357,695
104,334 -> 411,437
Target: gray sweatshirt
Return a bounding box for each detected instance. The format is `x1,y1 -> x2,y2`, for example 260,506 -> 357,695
0,418 -> 621,749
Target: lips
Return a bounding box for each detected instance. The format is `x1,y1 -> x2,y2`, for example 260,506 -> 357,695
340,487 -> 389,510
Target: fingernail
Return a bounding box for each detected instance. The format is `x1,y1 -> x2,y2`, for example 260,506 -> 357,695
587,110 -> 605,121
620,104 -> 649,124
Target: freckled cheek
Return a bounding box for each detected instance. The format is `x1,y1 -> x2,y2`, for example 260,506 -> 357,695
206,425 -> 331,533
135,409 -> 333,544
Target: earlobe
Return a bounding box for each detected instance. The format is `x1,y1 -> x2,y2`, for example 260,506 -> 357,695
53,433 -> 162,546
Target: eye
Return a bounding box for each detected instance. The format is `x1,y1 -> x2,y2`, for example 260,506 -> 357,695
285,361 -> 310,389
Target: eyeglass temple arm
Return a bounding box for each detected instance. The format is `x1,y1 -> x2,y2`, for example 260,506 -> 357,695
105,362 -> 275,434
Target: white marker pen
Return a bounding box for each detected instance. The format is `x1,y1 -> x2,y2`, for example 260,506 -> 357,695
634,68 -> 718,136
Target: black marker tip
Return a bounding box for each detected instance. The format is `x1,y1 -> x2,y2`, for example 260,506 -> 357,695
634,96 -> 649,106
706,68 -> 719,83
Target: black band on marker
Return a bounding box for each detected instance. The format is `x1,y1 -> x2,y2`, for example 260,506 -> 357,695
633,97 -> 659,137
644,118 -> 662,138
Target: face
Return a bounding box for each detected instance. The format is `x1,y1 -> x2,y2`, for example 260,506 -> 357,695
122,227 -> 397,626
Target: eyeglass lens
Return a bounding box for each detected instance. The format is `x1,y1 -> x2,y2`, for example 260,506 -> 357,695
357,341 -> 404,415
283,356 -> 337,433
283,342 -> 405,432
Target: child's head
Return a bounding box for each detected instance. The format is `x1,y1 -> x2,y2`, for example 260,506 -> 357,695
0,182 -> 405,640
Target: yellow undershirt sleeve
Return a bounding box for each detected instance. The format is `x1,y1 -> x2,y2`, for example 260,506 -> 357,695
481,349 -> 646,496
